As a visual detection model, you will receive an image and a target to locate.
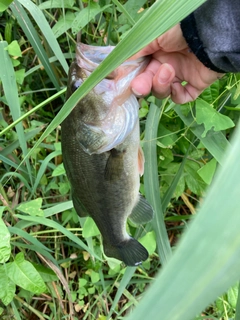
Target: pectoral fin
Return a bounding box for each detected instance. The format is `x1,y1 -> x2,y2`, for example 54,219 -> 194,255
129,194 -> 154,225
104,148 -> 124,181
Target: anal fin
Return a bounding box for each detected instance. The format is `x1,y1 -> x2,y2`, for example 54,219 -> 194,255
129,194 -> 154,225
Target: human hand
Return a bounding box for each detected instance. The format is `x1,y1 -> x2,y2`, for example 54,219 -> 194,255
131,25 -> 224,104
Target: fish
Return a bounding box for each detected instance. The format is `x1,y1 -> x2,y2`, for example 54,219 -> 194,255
61,43 -> 153,266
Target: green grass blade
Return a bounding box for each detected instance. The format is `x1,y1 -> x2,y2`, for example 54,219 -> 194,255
127,122 -> 240,320
235,282 -> 240,320
20,0 -> 206,164
30,150 -> 62,197
17,0 -> 68,74
174,104 -> 229,164
15,214 -> 101,260
162,146 -> 190,212
0,41 -> 33,183
108,267 -> 136,319
10,0 -> 61,90
144,100 -> 172,265
111,0 -> 135,25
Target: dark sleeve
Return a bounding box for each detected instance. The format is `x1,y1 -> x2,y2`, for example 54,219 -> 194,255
180,0 -> 240,73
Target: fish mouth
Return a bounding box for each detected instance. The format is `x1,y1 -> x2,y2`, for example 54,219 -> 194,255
76,42 -> 150,79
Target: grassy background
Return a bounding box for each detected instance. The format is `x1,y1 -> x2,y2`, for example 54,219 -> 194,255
0,0 -> 240,319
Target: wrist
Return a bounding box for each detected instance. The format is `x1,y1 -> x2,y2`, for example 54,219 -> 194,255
180,14 -> 225,73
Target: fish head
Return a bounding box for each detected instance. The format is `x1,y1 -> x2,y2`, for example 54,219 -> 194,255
66,43 -> 150,154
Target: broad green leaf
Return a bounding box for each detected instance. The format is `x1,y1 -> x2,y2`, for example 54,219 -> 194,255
6,252 -> 46,294
32,264 -> 58,282
82,217 -> 100,238
0,217 -> 11,263
0,265 -> 15,306
126,121 -> 240,320
174,104 -> 230,165
17,198 -> 44,217
197,158 -> 217,185
6,40 -> 22,56
71,3 -> 112,35
196,99 -> 235,137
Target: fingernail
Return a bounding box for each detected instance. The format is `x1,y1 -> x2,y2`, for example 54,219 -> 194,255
158,66 -> 172,84
132,88 -> 143,97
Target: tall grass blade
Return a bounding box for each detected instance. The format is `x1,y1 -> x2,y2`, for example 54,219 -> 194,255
127,123 -> 240,320
21,0 -> 206,162
17,0 -> 68,74
162,146 -> 190,212
144,100 -> 172,265
10,0 -> 61,90
15,214 -> 101,260
108,267 -> 136,319
0,41 -> 33,183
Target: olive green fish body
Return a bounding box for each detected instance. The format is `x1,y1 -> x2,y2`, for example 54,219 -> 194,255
62,43 -> 153,266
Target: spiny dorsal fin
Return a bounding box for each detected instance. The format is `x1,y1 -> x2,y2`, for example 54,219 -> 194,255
129,194 -> 154,225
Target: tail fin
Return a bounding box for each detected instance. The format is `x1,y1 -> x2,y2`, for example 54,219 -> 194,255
103,238 -> 148,266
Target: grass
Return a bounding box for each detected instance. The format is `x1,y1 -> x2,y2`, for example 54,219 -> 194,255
0,0 -> 240,319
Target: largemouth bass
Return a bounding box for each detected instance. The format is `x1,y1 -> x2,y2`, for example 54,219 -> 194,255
61,43 -> 153,266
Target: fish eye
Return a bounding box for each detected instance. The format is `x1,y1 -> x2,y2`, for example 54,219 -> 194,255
71,79 -> 82,92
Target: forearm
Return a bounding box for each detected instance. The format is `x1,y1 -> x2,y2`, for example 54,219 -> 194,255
181,0 -> 240,73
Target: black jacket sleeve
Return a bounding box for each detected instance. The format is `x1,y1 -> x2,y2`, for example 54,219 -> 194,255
181,0 -> 240,73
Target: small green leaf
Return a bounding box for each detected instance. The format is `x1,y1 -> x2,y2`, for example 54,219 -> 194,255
0,0 -> 13,12
0,217 -> 11,263
15,69 -> 25,85
71,3 -> 112,35
0,206 -> 6,218
17,198 -> 44,217
0,265 -> 16,306
197,158 -> 217,185
52,163 -> 65,177
6,252 -> 46,294
196,99 -> 235,138
6,40 -> 22,57
86,269 -> 100,284
82,217 -> 100,238
139,231 -> 156,256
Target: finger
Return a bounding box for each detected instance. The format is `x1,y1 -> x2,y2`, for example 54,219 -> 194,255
170,82 -> 202,104
130,39 -> 160,60
151,63 -> 175,99
131,59 -> 161,96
